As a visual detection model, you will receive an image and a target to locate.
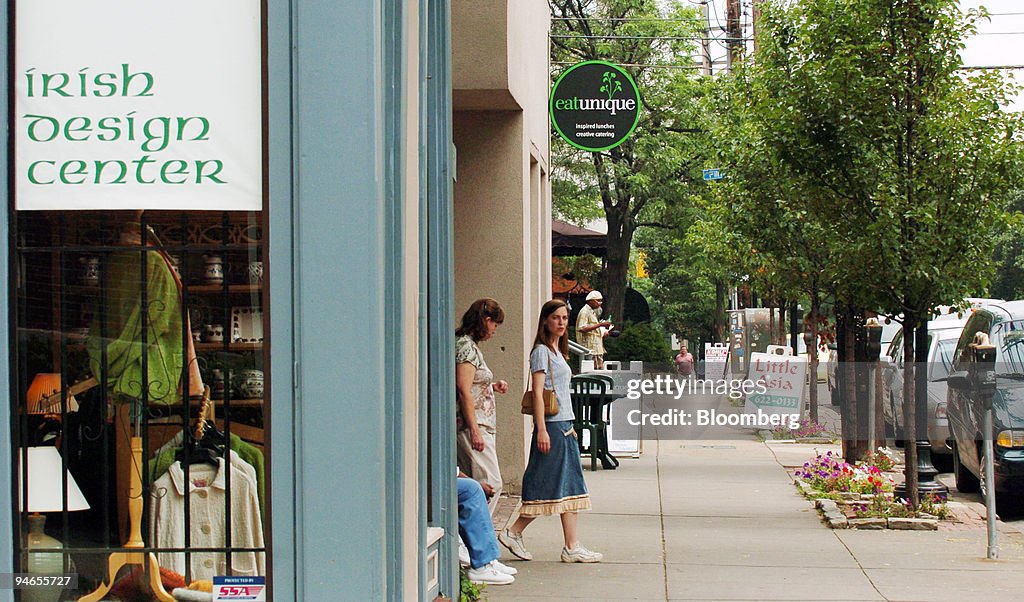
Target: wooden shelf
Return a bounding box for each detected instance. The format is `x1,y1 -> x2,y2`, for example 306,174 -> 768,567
195,342 -> 262,351
68,341 -> 262,352
185,284 -> 261,294
159,397 -> 264,408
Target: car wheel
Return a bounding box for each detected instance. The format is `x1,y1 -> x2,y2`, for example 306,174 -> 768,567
953,441 -> 980,494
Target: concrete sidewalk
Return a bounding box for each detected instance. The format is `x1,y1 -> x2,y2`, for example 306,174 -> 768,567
486,434 -> 1024,600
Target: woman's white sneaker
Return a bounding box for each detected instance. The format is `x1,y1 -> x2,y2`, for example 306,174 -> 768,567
498,529 -> 533,561
561,544 -> 603,563
491,559 -> 517,575
466,562 -> 515,585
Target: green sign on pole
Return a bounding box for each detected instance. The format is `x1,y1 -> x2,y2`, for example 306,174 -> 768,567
549,60 -> 641,152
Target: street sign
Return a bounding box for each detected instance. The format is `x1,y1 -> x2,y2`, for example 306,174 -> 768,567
702,168 -> 723,181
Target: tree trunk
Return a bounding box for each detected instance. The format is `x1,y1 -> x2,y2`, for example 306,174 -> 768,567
714,279 -> 727,343
809,294 -> 820,424
843,308 -> 864,462
778,303 -> 787,346
902,308 -> 919,507
597,171 -> 634,324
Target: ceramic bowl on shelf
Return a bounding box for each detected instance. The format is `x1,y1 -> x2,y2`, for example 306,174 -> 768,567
202,254 -> 224,285
236,369 -> 264,399
203,323 -> 224,343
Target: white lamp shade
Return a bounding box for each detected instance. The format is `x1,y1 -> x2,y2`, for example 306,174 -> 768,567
17,447 -> 90,512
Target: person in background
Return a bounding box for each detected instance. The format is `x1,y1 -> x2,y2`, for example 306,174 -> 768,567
455,298 -> 508,514
575,290 -> 612,369
458,474 -> 517,585
499,299 -> 602,564
675,346 -> 694,377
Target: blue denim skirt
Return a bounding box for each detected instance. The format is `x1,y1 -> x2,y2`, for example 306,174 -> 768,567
520,420 -> 591,516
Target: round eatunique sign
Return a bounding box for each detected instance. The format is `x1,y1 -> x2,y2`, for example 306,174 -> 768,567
549,60 -> 641,152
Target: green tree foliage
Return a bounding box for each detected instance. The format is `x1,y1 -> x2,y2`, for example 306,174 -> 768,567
604,320 -> 672,364
990,191 -> 1024,300
731,0 -> 1021,318
713,0 -> 1023,478
634,213 -> 719,343
549,0 -> 712,322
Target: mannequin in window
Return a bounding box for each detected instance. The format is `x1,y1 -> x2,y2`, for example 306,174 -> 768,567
86,215 -> 203,405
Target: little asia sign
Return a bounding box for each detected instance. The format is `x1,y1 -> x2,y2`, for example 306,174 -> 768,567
549,61 -> 640,152
15,0 -> 263,211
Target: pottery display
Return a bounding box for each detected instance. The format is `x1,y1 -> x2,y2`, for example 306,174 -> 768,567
167,254 -> 182,280
202,254 -> 224,285
247,261 -> 264,285
236,369 -> 264,399
80,256 -> 100,286
210,369 -> 226,397
203,323 -> 224,343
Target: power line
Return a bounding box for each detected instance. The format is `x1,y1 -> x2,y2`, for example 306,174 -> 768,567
959,65 -> 1024,70
552,60 -> 708,70
551,16 -> 708,23
551,34 -> 753,42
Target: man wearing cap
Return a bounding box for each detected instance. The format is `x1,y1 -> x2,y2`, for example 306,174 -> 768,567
576,290 -> 612,369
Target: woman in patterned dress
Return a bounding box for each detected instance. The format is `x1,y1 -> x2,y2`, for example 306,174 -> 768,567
455,298 -> 508,513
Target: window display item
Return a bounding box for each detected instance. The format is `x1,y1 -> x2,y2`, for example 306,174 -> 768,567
87,249 -> 203,405
203,323 -> 225,343
18,446 -> 90,602
247,261 -> 263,285
79,255 -> 100,287
26,373 -> 79,414
236,369 -> 264,399
231,307 -> 263,343
202,254 -> 225,285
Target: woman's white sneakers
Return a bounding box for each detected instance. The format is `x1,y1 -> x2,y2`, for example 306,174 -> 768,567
561,544 -> 603,563
467,561 -> 515,585
497,528 -> 533,560
492,559 -> 517,575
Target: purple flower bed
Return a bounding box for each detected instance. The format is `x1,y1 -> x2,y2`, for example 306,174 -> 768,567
770,418 -> 832,439
794,451 -> 894,494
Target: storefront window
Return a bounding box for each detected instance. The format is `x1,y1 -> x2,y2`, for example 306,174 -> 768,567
11,209 -> 270,597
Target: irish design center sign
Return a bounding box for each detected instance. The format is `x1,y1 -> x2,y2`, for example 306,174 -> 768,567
550,61 -> 640,152
14,0 -> 262,210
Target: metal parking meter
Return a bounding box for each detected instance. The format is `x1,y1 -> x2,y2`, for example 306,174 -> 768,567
969,336 -> 998,559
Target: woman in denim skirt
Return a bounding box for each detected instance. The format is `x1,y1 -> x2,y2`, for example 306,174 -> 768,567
498,299 -> 603,564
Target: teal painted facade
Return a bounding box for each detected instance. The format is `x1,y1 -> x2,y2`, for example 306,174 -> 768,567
3,1 -> 458,600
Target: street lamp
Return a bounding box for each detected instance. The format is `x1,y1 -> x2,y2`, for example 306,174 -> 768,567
895,320 -> 949,504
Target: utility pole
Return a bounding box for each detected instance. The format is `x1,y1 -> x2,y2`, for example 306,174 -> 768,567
751,0 -> 763,53
726,0 -> 742,70
701,1 -> 712,75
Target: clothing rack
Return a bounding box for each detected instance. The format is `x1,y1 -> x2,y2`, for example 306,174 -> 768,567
80,387 -> 212,600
